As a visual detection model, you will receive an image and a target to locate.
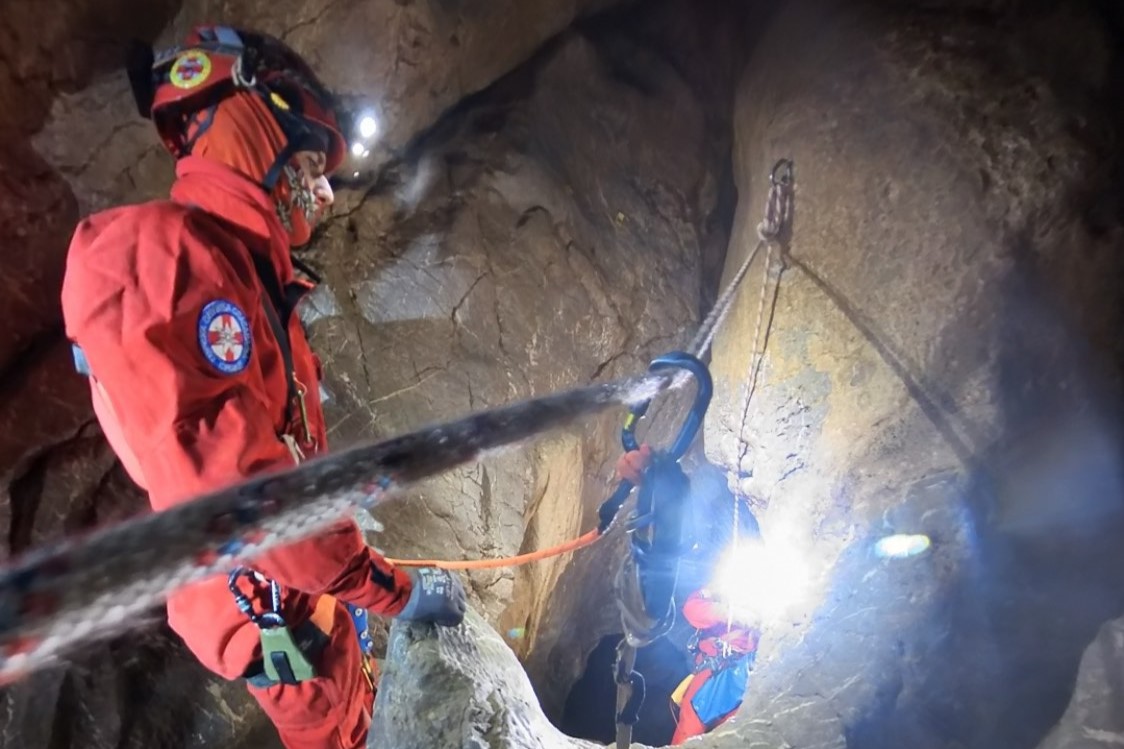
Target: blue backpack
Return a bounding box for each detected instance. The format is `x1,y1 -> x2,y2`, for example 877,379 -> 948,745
690,657 -> 750,729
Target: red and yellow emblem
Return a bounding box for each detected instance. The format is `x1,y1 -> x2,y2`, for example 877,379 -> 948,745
169,50 -> 213,89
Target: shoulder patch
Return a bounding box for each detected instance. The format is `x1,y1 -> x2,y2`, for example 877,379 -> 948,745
198,300 -> 252,374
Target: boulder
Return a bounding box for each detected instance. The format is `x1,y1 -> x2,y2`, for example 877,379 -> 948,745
372,610 -> 604,749
704,2 -> 1124,748
1037,617 -> 1124,749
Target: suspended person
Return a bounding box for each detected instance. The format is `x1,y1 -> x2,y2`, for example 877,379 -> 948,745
60,26 -> 466,749
616,445 -> 762,745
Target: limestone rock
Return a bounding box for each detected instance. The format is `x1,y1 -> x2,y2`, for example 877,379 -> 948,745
0,628 -> 278,749
704,1 -> 1124,748
6,0 -> 733,746
306,20 -> 728,719
372,610 -> 604,749
32,0 -> 628,214
1037,617 -> 1124,749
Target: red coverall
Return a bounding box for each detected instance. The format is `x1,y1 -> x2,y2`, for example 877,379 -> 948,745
60,155 -> 411,749
671,590 -> 759,745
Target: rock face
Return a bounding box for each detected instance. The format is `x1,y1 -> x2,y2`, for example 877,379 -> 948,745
304,5 -> 735,718
372,611 -> 1124,749
32,0 -> 627,215
372,611 -> 603,749
3,0 -> 733,747
1036,616 -> 1124,749
703,2 -> 1124,749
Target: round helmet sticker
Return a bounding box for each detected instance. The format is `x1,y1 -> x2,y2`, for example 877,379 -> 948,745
169,50 -> 213,89
198,300 -> 252,374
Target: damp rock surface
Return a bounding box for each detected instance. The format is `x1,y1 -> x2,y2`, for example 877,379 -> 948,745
1036,616 -> 1124,749
2,0 -> 729,747
371,610 -> 605,749
704,2 -> 1124,749
2,0 -> 1124,748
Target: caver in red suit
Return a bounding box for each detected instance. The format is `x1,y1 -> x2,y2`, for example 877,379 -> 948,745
61,26 -> 465,749
616,447 -> 759,745
670,589 -> 759,744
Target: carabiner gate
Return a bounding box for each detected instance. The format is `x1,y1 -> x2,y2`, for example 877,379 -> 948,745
770,158 -> 794,187
620,352 -> 713,461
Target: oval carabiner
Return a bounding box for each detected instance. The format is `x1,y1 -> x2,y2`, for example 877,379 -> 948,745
619,351 -> 713,461
770,158 -> 794,187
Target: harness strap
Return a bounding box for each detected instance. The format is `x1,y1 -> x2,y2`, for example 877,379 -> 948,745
262,138 -> 302,195
248,251 -> 302,439
291,256 -> 323,284
614,641 -> 643,749
182,104 -> 219,154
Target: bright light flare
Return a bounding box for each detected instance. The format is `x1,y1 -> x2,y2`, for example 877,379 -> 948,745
358,114 -> 379,139
874,534 -> 931,559
710,537 -> 812,622
351,142 -> 366,158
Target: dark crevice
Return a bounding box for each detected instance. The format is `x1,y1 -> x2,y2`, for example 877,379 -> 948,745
7,422 -> 99,556
0,326 -> 65,409
8,451 -> 49,556
560,633 -> 688,746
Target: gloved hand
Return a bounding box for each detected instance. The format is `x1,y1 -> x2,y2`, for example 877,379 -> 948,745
615,443 -> 652,485
396,567 -> 467,627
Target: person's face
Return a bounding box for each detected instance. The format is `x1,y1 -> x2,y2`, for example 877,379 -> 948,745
293,150 -> 333,222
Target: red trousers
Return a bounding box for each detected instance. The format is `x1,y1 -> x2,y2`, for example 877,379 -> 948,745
671,667 -> 737,745
247,600 -> 375,749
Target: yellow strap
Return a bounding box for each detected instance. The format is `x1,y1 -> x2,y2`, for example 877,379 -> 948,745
671,673 -> 694,705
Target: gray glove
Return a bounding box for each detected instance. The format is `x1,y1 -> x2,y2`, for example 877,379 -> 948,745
396,567 -> 467,627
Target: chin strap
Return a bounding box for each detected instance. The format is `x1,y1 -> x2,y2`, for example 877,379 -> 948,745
229,33 -> 324,194
262,138 -> 302,195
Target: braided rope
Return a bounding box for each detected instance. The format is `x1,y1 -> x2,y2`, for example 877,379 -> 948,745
688,240 -> 763,360
0,371 -> 677,683
731,163 -> 794,485
728,162 -> 793,629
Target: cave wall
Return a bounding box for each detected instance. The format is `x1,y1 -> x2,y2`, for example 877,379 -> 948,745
1037,614 -> 1124,749
304,0 -> 746,718
0,0 -> 737,746
703,1 -> 1124,748
5,0 -> 1124,748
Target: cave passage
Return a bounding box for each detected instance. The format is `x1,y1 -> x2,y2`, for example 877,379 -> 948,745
561,634 -> 687,746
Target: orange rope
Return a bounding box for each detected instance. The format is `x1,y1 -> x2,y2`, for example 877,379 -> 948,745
386,529 -> 603,570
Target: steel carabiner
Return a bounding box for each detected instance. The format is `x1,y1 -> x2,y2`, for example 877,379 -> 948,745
770,158 -> 794,188
621,351 -> 713,461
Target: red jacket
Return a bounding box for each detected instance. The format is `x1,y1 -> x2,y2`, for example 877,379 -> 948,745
60,156 -> 411,680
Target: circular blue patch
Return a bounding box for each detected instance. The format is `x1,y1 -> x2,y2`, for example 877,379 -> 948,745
198,300 -> 252,374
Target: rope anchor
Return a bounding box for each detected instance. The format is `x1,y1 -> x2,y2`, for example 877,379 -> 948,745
758,158 -> 795,242
770,157 -> 793,187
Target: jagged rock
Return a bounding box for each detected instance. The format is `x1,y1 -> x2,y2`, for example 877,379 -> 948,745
0,627 -> 278,749
5,0 -> 731,746
6,0 -> 1124,747
304,14 -> 733,722
1037,617 -> 1124,749
704,2 -> 1124,748
32,0 -> 628,214
372,610 -> 604,749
